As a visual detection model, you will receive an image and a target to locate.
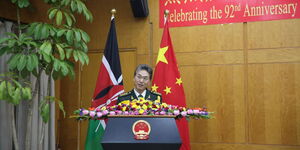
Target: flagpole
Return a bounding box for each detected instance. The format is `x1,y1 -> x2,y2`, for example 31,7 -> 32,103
164,9 -> 169,25
111,8 -> 116,19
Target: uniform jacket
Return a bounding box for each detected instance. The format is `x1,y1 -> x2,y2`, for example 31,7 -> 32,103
117,89 -> 162,104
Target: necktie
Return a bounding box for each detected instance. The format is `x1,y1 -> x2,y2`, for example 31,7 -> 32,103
138,94 -> 143,99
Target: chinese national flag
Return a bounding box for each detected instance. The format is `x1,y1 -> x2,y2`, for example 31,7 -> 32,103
152,19 -> 191,150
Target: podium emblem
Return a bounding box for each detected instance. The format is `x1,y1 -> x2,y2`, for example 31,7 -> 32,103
132,120 -> 151,140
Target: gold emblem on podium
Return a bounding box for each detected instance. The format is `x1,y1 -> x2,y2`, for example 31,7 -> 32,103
132,120 -> 151,140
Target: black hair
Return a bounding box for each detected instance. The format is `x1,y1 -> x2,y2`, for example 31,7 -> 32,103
134,64 -> 153,80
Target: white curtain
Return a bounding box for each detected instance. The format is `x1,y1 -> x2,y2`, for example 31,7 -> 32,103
0,20 -> 56,150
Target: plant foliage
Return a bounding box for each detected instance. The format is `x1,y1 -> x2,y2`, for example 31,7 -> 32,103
0,0 -> 93,123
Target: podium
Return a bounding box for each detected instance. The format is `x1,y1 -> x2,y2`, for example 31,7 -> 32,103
101,116 -> 182,150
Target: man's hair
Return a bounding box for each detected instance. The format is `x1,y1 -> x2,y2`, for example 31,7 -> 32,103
134,64 -> 153,80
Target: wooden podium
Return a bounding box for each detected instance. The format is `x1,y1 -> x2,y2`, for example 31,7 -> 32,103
101,116 -> 182,150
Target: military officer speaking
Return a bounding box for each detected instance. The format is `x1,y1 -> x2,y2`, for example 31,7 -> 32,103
117,64 -> 162,104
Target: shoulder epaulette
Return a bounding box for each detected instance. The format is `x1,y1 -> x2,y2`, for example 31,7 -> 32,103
119,91 -> 131,97
151,91 -> 162,96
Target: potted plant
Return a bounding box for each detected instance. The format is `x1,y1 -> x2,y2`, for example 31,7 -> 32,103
0,0 -> 93,149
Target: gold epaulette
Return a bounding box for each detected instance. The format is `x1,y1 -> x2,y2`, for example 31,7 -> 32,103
151,91 -> 162,96
119,91 -> 131,97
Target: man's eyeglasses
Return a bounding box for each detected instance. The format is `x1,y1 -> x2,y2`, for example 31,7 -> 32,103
135,75 -> 149,81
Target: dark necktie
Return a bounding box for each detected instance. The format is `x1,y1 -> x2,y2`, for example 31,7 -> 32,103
138,94 -> 143,99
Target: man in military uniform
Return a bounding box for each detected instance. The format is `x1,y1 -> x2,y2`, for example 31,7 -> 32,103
117,64 -> 162,103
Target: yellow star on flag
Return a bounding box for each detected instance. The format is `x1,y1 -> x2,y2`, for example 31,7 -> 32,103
151,84 -> 158,92
156,46 -> 168,64
164,86 -> 171,95
176,78 -> 183,85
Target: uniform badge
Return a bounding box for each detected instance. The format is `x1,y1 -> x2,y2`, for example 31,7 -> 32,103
132,120 -> 151,140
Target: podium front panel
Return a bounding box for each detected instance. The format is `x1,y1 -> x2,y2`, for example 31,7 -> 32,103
101,117 -> 182,150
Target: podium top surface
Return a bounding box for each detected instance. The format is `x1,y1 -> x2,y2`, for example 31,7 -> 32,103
107,115 -> 176,118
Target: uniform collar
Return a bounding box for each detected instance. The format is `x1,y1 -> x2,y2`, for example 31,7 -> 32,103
133,89 -> 146,99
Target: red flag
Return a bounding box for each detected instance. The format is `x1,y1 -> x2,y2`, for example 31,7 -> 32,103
152,18 -> 191,150
85,17 -> 124,150
91,17 -> 124,108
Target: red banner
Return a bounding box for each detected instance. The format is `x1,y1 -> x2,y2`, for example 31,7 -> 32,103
159,0 -> 300,28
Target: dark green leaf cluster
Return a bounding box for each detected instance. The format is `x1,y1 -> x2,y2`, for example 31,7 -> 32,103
0,73 -> 32,105
0,33 -> 39,78
45,0 -> 93,23
1,0 -> 92,80
0,0 -> 93,122
40,96 -> 66,123
10,0 -> 30,8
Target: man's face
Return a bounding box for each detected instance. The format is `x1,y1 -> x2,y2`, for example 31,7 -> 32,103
134,70 -> 150,93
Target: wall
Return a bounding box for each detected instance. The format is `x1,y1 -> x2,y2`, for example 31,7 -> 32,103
73,1 -> 299,150
1,0 -> 299,150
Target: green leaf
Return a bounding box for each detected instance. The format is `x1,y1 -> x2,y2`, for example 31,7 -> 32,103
24,0 -> 30,7
56,11 -> 63,26
80,30 -> 90,43
40,24 -> 49,39
66,30 -> 73,44
0,81 -> 6,100
12,88 -> 21,105
0,37 -> 9,44
21,88 -> 28,99
17,0 -> 30,8
57,100 -> 66,117
65,48 -> 72,59
18,33 -> 25,41
74,30 -> 81,42
84,9 -> 93,22
56,44 -> 65,60
80,42 -> 88,52
77,1 -> 83,13
48,8 -> 58,20
27,22 -> 37,35
22,87 -> 32,100
82,52 -> 89,65
41,103 -> 50,123
40,41 -> 52,55
7,82 -> 14,98
73,50 -> 78,61
7,39 -> 16,48
42,52 -> 51,63
65,61 -> 75,80
31,54 -> 39,69
53,59 -> 61,71
34,23 -> 43,39
49,25 -> 56,36
77,51 -> 85,65
11,79 -> 22,88
6,32 -> 18,39
60,62 -> 69,76
70,1 -> 76,12
65,0 -> 70,6
17,55 -> 27,71
7,54 -> 21,70
26,55 -> 34,71
57,29 -> 65,37
69,13 -> 76,24
0,47 -> 9,56
64,12 -> 72,26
